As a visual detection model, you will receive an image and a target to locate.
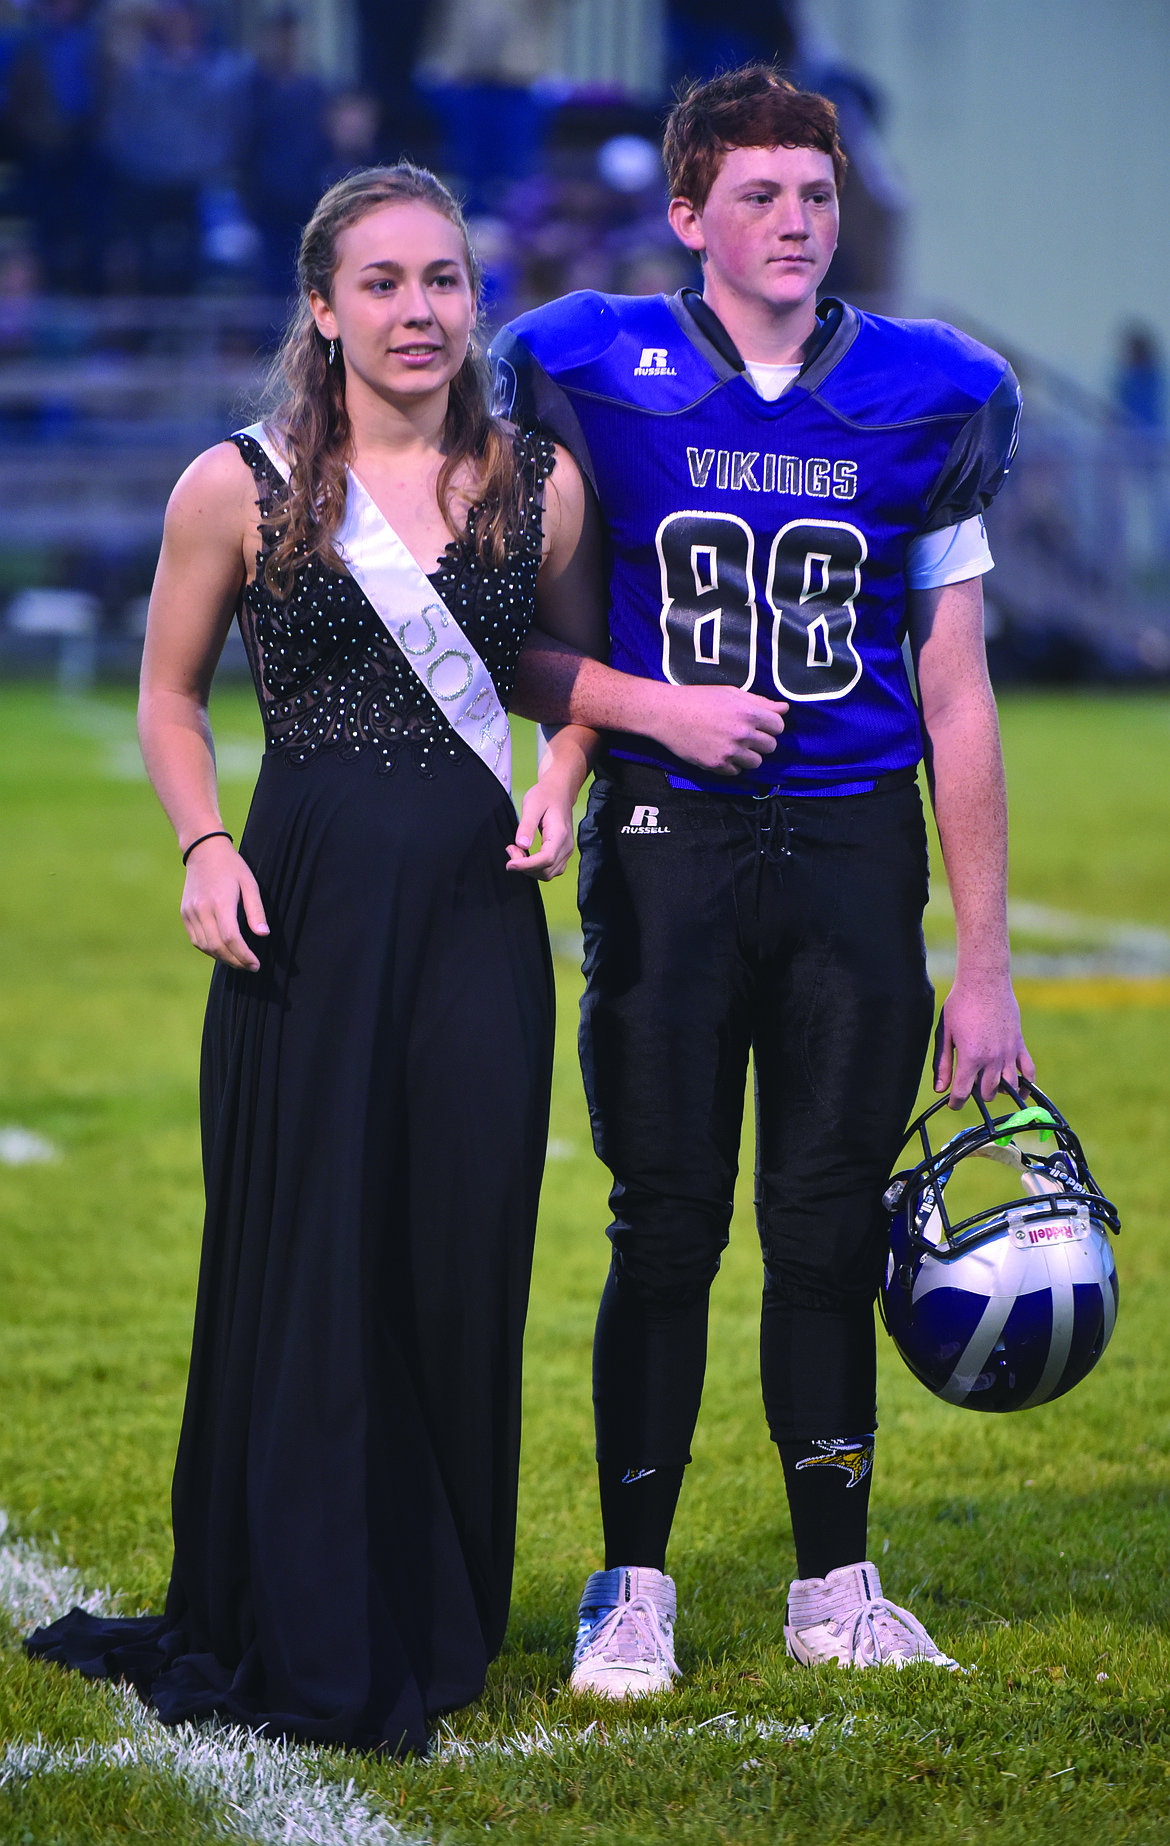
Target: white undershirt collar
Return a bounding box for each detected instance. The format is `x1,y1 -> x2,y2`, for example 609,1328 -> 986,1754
743,359 -> 803,401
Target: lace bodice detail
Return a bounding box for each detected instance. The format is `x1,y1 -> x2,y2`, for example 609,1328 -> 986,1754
231,429 -> 556,775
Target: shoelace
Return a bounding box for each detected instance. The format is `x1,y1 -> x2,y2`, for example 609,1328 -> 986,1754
834,1596 -> 944,1666
578,1596 -> 678,1676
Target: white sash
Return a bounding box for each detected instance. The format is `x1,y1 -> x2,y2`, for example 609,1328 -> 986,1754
236,423 -> 511,792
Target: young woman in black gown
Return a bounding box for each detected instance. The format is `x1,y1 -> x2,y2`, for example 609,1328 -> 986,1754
26,166 -> 599,1754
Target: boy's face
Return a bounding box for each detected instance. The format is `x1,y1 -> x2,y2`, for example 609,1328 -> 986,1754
669,143 -> 839,316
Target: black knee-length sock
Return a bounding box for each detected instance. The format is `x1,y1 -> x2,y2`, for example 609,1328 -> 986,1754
599,1461 -> 686,1574
777,1434 -> 875,1580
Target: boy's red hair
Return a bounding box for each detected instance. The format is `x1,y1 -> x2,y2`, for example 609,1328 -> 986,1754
664,63 -> 847,210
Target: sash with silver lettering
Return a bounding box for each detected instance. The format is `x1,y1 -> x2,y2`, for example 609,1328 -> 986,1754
236,423 -> 512,791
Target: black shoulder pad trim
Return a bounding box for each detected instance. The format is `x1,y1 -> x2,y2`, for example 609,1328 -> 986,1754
671,290 -> 857,394
673,289 -> 744,376
488,327 -> 597,493
922,368 -> 1022,533
798,300 -> 860,392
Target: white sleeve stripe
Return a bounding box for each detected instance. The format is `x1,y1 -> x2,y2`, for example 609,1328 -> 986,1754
905,514 -> 994,589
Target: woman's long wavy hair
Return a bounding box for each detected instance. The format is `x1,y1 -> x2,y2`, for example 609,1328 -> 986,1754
259,164 -> 521,597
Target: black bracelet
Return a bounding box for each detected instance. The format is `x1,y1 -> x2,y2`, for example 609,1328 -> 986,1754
182,829 -> 234,866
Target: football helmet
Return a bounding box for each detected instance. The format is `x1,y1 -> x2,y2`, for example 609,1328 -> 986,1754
879,1082 -> 1120,1412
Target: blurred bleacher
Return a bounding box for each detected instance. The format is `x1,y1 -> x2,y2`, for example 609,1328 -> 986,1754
1,0 -> 1167,688
971,321 -> 1170,684
4,296 -> 1167,691
0,295 -> 278,681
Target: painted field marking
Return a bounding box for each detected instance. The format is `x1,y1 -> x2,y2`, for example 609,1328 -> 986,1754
927,889 -> 1170,980
432,1709 -> 826,1765
0,1127 -> 58,1166
0,1713 -> 414,1846
1013,976 -> 1170,1010
2,1514 -> 836,1843
58,698 -> 259,783
0,1514 -> 415,1846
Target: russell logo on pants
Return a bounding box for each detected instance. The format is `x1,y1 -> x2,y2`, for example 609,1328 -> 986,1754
621,804 -> 671,836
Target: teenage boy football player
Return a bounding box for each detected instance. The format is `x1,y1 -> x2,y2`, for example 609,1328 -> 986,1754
499,64 -> 1034,1691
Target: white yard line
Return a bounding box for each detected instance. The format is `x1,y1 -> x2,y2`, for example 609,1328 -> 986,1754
0,1514 -> 414,1846
431,1709 -> 829,1764
565,893 -> 1170,980
0,1711 -> 413,1846
926,891 -> 1170,978
0,1516 -> 118,1627
2,1514 -> 833,1842
58,696 -> 258,784
0,1126 -> 58,1167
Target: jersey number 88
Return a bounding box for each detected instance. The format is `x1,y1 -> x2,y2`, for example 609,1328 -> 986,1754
655,510 -> 867,702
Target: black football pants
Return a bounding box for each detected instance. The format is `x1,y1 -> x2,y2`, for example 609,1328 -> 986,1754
578,759 -> 935,1466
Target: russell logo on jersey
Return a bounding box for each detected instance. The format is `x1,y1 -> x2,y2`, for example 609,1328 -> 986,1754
634,347 -> 677,378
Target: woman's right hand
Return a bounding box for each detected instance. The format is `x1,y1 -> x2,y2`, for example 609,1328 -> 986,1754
179,836 -> 270,972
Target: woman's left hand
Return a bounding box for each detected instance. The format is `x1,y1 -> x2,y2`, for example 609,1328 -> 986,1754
507,773 -> 578,880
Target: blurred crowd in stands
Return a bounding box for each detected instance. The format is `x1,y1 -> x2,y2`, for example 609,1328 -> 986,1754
0,0 -> 907,323
1,0 -> 386,301
0,0 -> 1165,681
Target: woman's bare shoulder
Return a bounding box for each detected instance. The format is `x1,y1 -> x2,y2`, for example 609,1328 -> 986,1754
164,440 -> 259,536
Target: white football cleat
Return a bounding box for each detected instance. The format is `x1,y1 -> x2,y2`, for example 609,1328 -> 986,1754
569,1565 -> 679,1698
785,1560 -> 961,1670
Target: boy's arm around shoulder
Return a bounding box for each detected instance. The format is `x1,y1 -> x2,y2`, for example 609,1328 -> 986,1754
511,446 -> 788,777
506,443 -> 601,880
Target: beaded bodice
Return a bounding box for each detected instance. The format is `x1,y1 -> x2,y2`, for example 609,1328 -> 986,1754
231,429 -> 556,776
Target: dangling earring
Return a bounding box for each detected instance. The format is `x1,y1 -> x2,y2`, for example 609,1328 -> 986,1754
328,339 -> 336,366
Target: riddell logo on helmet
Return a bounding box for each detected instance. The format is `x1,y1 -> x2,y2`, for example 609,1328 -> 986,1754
1012,1212 -> 1089,1246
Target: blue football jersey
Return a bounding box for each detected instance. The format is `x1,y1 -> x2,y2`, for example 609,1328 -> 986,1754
491,292 -> 1020,795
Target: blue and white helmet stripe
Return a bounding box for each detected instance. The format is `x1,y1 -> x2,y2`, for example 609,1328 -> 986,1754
908,1217 -> 1117,1408
881,1085 -> 1120,1414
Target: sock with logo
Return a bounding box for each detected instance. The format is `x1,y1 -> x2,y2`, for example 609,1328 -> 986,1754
599,1461 -> 686,1574
777,1434 -> 875,1580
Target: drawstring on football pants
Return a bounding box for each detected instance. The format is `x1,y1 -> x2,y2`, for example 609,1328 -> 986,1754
750,790 -> 792,908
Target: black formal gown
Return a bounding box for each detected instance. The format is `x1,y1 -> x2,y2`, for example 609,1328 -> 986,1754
27,431 -> 558,1754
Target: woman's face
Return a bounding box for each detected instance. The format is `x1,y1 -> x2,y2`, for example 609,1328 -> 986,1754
310,200 -> 476,407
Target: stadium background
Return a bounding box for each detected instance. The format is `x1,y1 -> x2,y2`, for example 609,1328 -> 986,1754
1,0 -> 1168,686
1,4 -> 1168,1842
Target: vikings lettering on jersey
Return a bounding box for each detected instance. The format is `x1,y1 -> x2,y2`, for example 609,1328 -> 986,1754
491,292 -> 1020,795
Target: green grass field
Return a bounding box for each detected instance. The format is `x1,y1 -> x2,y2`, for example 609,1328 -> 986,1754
0,684 -> 1168,1844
